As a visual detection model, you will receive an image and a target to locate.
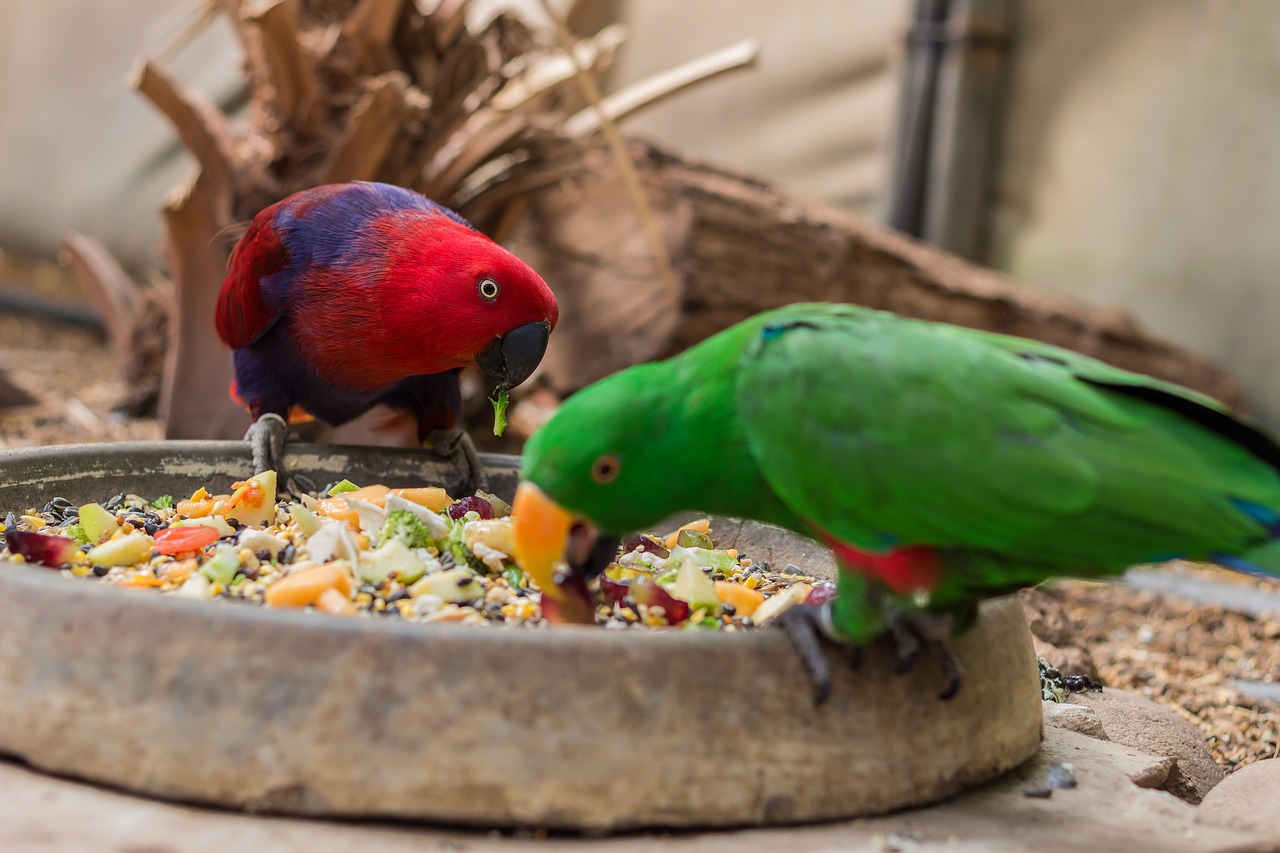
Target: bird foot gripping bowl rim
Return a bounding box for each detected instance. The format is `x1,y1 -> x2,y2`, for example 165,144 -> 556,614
0,442 -> 1043,831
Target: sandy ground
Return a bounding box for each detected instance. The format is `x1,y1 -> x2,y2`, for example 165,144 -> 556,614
1056,575 -> 1280,769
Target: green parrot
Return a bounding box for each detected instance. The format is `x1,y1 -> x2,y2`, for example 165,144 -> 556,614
511,302 -> 1280,701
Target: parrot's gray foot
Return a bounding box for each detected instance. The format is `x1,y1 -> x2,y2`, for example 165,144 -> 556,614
425,428 -> 490,494
774,601 -> 844,706
884,608 -> 962,701
245,413 -> 292,479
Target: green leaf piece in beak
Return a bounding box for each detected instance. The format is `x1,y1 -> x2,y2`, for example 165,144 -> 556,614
491,385 -> 510,436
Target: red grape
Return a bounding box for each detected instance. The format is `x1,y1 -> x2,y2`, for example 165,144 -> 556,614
447,496 -> 494,520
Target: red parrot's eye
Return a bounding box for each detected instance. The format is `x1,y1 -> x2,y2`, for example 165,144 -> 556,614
478,278 -> 500,301
591,454 -> 620,484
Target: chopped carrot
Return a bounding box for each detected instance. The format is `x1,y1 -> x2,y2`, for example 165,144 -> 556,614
117,575 -> 168,588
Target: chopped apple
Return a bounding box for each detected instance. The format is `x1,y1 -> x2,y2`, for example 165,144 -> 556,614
199,544 -> 241,585
223,470 -> 277,528
409,567 -> 484,602
670,550 -> 721,614
86,532 -> 155,567
78,503 -> 118,544
170,516 -> 235,537
288,503 -> 323,536
357,538 -> 429,585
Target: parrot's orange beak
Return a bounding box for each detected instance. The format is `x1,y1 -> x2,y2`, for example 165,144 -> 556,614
512,482 -> 597,624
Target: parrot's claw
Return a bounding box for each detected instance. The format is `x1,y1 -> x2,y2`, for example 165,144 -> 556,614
884,608 -> 962,701
245,413 -> 292,481
773,601 -> 842,706
425,428 -> 490,494
886,615 -> 921,674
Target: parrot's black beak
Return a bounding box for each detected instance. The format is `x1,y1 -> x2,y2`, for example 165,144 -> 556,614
567,527 -> 620,581
476,322 -> 551,389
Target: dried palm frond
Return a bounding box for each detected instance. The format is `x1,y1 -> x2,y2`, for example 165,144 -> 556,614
134,0 -> 757,438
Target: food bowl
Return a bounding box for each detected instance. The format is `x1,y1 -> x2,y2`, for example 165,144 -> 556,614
0,442 -> 1042,831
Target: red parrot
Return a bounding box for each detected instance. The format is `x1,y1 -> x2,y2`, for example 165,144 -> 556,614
215,181 -> 558,487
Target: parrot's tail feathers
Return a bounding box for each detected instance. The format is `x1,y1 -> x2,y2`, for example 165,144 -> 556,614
1211,498 -> 1280,580
1229,498 -> 1280,528
1216,539 -> 1280,582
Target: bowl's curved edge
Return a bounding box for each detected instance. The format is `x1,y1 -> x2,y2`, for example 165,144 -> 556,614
0,442 -> 1044,830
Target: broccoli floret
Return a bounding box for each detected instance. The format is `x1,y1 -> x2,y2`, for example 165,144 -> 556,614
63,522 -> 89,546
379,509 -> 436,549
152,495 -> 174,510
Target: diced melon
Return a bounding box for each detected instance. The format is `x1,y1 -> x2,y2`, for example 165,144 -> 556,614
390,487 -> 452,512
315,486 -> 389,530
265,561 -> 354,608
315,587 -> 356,615
714,581 -> 765,618
86,532 -> 154,567
175,498 -> 214,519
319,484 -> 389,512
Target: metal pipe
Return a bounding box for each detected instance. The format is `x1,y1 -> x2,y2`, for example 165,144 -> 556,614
887,0 -> 952,236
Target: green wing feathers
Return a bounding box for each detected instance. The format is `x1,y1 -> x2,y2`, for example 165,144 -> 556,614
735,304 -> 1280,586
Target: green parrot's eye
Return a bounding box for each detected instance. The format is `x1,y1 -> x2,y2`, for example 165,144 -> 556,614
478,278 -> 500,300
591,454 -> 620,484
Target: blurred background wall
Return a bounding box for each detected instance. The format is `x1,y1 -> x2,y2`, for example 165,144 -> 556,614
0,1 -> 239,275
2,0 -> 1279,422
988,0 -> 1280,424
